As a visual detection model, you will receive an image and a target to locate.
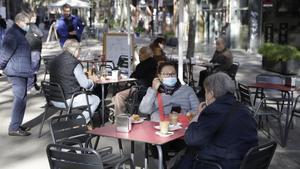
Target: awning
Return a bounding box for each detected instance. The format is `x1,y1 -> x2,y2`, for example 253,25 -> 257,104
49,0 -> 90,8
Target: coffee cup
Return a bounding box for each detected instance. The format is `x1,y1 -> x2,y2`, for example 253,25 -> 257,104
170,112 -> 178,125
160,121 -> 169,134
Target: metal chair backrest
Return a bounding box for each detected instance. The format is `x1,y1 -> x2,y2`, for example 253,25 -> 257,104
102,60 -> 116,69
227,62 -> 240,81
41,81 -> 68,108
238,83 -> 253,107
240,141 -> 277,169
117,55 -> 129,75
47,143 -> 104,169
43,55 -> 57,81
98,64 -> 114,76
50,113 -> 89,144
256,74 -> 284,94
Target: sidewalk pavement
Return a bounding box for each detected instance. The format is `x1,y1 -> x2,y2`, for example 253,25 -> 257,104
0,38 -> 300,169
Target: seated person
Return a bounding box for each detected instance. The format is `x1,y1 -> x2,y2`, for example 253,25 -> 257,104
113,46 -> 157,115
49,39 -> 100,124
173,72 -> 258,169
198,37 -> 233,97
139,61 -> 199,121
149,37 -> 167,63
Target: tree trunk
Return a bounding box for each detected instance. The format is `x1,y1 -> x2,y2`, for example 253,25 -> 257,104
186,0 -> 197,59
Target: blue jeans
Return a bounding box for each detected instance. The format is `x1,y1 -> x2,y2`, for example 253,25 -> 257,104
7,76 -> 28,131
51,94 -> 100,123
27,51 -> 41,89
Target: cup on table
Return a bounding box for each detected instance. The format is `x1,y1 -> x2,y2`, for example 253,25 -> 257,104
169,112 -> 179,125
186,112 -> 195,122
160,121 -> 169,134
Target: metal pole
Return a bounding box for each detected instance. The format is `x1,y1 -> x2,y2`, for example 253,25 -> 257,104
178,0 -> 184,84
127,0 -> 132,76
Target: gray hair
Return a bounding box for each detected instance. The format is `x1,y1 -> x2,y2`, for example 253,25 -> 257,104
14,12 -> 30,23
203,72 -> 235,98
139,46 -> 153,61
63,39 -> 80,56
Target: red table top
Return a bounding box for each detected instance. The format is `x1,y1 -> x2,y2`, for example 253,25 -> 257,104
248,82 -> 298,92
94,77 -> 136,85
88,120 -> 188,145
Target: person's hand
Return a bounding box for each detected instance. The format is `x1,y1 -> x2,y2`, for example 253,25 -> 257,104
69,31 -> 76,35
152,78 -> 161,90
89,75 -> 98,82
198,102 -> 206,113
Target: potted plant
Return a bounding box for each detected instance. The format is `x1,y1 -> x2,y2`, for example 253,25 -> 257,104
134,26 -> 145,37
258,43 -> 300,75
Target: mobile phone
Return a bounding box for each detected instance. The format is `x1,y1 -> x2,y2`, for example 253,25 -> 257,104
171,106 -> 181,113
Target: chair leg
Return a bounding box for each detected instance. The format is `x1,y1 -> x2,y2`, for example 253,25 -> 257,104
38,108 -> 49,138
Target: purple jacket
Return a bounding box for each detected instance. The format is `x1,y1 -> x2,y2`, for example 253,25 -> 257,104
56,15 -> 84,47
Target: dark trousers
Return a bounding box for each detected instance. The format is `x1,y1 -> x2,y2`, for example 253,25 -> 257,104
27,51 -> 41,89
7,76 -> 28,131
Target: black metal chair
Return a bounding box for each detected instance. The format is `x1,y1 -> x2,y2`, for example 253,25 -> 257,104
39,81 -> 93,137
288,94 -> 300,129
240,141 -> 277,169
42,55 -> 56,81
50,113 -> 95,147
117,55 -> 129,76
124,83 -> 147,115
253,74 -> 285,108
238,83 -> 283,140
227,62 -> 240,84
46,143 -> 135,169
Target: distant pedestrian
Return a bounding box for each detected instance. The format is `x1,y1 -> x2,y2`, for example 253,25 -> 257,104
0,14 -> 6,43
0,12 -> 33,136
26,11 -> 44,92
56,3 -> 84,47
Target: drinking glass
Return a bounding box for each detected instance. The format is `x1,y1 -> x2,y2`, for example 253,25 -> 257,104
160,121 -> 169,134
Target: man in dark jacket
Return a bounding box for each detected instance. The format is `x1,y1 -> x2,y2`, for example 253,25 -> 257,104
112,46 -> 157,115
174,72 -> 258,169
56,3 -> 84,47
0,12 -> 32,136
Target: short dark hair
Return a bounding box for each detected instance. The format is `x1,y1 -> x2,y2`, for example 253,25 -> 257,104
157,61 -> 177,75
62,3 -> 71,9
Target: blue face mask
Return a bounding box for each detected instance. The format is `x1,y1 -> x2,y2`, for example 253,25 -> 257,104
162,77 -> 177,87
22,25 -> 30,32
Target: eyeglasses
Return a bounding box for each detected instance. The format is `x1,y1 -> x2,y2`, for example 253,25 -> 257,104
161,73 -> 176,77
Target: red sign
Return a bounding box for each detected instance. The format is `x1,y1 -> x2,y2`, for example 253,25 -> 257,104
263,0 -> 273,7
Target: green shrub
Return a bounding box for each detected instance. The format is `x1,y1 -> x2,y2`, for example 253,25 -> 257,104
134,26 -> 145,33
258,43 -> 300,61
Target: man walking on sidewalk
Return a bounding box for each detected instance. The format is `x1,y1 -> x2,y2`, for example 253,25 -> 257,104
0,12 -> 33,136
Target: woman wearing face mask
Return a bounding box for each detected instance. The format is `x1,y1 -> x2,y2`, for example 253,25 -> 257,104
172,72 -> 258,169
139,61 -> 199,122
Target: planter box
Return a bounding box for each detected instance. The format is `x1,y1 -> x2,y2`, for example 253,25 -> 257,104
262,57 -> 300,75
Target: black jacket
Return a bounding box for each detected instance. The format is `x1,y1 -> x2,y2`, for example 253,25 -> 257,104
49,51 -> 81,99
25,23 -> 43,51
185,93 -> 258,169
130,57 -> 157,88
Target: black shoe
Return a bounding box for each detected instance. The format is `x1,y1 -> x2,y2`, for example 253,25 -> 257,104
8,129 -> 31,136
34,83 -> 40,91
20,126 -> 31,131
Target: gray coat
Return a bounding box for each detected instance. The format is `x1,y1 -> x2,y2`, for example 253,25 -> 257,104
0,24 -> 33,77
139,85 -> 199,121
